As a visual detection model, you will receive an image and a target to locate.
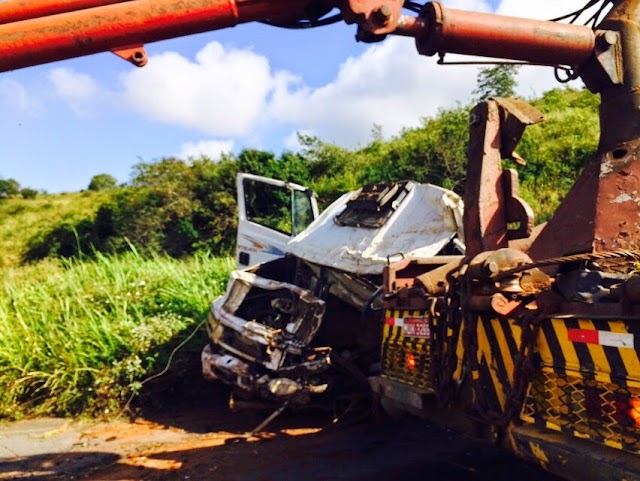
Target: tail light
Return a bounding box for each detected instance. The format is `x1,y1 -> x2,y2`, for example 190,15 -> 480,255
629,398 -> 640,427
406,353 -> 417,371
584,387 -> 640,428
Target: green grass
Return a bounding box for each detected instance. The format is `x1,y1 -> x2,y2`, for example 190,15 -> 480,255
0,191 -> 111,268
0,251 -> 234,419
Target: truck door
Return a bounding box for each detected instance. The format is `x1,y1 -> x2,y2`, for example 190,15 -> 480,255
236,173 -> 319,268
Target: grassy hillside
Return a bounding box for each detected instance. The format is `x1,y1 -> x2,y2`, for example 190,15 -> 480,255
0,191 -> 110,268
0,251 -> 233,418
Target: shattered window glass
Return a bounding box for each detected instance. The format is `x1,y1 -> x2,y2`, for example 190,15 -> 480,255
334,181 -> 414,228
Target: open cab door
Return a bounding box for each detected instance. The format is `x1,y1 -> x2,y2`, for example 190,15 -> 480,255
236,173 -> 319,268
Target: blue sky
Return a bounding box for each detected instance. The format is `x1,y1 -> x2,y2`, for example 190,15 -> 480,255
0,0 -> 592,193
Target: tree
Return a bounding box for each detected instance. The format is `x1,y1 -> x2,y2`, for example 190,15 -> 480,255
0,178 -> 20,197
473,65 -> 519,102
20,188 -> 38,199
88,173 -> 117,191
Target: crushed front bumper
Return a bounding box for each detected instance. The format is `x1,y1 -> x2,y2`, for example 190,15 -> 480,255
202,268 -> 331,405
201,344 -> 330,403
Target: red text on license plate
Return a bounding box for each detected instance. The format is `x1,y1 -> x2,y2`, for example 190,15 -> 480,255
402,318 -> 430,339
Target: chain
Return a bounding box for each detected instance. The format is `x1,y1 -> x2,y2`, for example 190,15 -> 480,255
502,308 -> 547,424
494,249 -> 640,282
430,258 -> 472,408
430,248 -> 640,424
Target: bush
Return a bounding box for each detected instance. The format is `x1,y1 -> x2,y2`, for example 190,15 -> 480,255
23,219 -> 97,262
83,153 -> 313,259
0,178 -> 20,197
20,188 -> 38,199
88,173 -> 117,191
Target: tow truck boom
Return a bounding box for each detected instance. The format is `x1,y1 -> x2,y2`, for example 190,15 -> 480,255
0,0 -> 600,73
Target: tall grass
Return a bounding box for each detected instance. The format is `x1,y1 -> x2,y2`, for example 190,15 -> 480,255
0,191 -> 111,268
0,251 -> 234,419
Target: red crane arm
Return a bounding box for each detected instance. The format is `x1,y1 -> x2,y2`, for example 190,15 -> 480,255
0,0 -> 132,24
0,0 -> 309,72
0,0 -> 600,73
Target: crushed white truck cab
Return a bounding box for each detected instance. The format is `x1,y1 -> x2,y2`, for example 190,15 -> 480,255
202,174 -> 464,407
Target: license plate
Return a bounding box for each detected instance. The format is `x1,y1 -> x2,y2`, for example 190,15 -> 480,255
402,318 -> 430,339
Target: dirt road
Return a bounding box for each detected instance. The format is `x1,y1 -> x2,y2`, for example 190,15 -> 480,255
0,392 -> 562,481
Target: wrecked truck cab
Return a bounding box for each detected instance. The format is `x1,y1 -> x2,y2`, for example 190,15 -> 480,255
202,254 -> 383,406
202,175 -> 465,407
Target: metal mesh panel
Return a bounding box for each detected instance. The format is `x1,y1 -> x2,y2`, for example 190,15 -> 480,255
521,369 -> 640,453
381,342 -> 431,390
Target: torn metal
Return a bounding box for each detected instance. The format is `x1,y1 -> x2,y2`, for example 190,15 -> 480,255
201,254 -> 383,406
203,180 -> 465,408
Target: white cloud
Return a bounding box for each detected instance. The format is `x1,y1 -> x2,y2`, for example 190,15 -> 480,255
120,42 -> 274,137
516,65 -> 577,98
49,68 -> 98,99
38,0 -> 596,153
48,67 -> 100,115
268,37 -> 478,146
0,79 -> 39,116
178,139 -> 235,160
113,0 -> 594,149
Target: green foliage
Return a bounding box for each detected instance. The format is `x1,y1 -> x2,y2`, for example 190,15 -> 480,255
243,178 -> 293,235
358,106 -> 471,194
4,87 -> 601,266
0,191 -> 111,268
101,158 -> 200,257
23,150 -> 316,262
23,219 -> 97,262
297,135 -> 364,208
0,178 -> 20,197
20,188 -> 38,199
473,65 -> 519,102
517,87 -> 600,221
0,251 -> 233,418
88,173 -> 118,191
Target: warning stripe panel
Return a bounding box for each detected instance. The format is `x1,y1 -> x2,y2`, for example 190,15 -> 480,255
576,320 -> 611,384
565,319 -> 597,382
492,318 -> 519,384
470,316 -> 526,416
553,320 -> 583,373
608,321 -> 640,383
537,318 -> 640,387
476,317 -> 507,412
567,328 -> 599,345
520,367 -> 640,455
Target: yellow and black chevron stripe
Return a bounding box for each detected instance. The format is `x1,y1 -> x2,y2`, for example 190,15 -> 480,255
381,303 -> 640,454
444,312 -> 640,453
381,309 -> 432,390
535,318 -> 640,385
458,315 -> 523,416
521,317 -> 640,454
